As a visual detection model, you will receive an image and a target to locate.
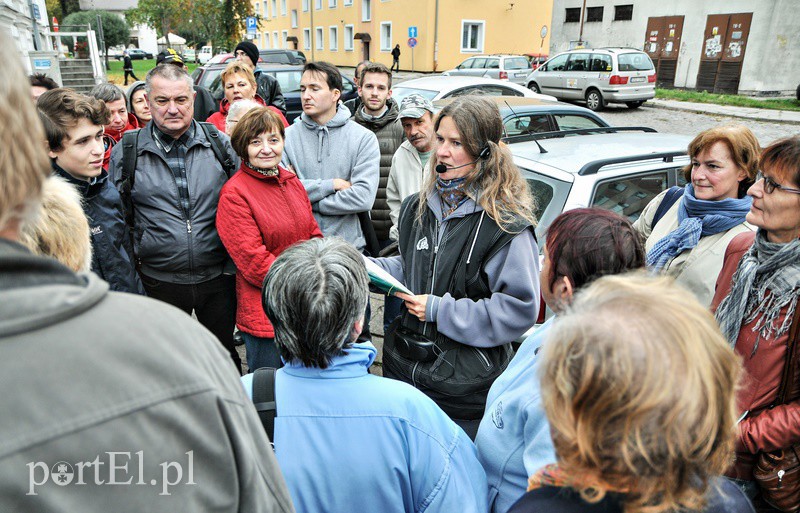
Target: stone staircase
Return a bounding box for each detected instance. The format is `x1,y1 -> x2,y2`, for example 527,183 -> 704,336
59,59 -> 99,94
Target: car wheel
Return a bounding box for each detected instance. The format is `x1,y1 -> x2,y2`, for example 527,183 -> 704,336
626,101 -> 645,109
528,82 -> 541,94
585,89 -> 604,111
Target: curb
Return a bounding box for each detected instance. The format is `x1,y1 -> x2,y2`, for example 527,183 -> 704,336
648,100 -> 800,125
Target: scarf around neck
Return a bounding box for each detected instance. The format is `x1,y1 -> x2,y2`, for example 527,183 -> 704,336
716,229 -> 800,354
245,161 -> 279,177
646,184 -> 752,270
435,176 -> 469,218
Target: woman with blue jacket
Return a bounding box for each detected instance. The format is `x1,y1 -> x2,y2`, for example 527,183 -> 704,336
474,208 -> 645,513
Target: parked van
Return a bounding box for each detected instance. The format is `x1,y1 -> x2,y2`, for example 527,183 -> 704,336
525,48 -> 656,111
198,46 -> 213,65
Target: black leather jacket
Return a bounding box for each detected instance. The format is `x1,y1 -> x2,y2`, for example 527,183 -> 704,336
255,71 -> 286,113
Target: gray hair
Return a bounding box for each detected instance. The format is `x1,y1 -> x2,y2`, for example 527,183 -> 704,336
89,83 -> 124,103
144,63 -> 194,95
262,237 -> 369,369
226,98 -> 262,134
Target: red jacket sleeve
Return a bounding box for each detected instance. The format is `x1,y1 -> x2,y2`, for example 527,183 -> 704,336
217,186 -> 278,288
739,402 -> 800,454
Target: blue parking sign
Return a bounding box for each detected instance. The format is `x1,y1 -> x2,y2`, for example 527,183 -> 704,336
408,26 -> 417,38
246,16 -> 258,34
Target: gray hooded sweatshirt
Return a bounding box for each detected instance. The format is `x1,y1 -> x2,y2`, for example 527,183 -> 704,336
283,103 -> 380,251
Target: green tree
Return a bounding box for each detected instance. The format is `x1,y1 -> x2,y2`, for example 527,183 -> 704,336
62,10 -> 130,48
215,0 -> 250,51
127,0 -> 190,48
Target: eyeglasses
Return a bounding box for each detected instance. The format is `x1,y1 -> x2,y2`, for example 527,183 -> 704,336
757,172 -> 800,195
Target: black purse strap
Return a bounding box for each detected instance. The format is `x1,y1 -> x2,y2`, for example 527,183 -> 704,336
774,306 -> 800,406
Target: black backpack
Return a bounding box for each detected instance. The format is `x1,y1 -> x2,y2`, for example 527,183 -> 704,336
252,367 -> 278,443
119,122 -> 235,229
651,186 -> 685,230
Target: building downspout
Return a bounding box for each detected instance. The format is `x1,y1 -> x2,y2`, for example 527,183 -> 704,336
578,0 -> 587,45
433,0 -> 439,72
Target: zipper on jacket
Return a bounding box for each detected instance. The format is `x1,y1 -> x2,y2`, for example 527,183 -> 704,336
472,347 -> 492,370
423,220 -> 441,338
411,361 -> 419,388
186,219 -> 192,234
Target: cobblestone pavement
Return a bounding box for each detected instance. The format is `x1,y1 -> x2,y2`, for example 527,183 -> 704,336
597,102 -> 799,146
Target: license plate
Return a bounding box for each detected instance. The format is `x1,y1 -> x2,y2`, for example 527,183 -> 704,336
630,76 -> 646,83
515,72 -> 527,77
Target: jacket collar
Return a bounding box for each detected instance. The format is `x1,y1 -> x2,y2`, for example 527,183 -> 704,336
282,341 -> 377,378
426,188 -> 483,222
52,163 -> 107,199
139,120 -> 210,156
239,162 -> 293,183
352,98 -> 400,130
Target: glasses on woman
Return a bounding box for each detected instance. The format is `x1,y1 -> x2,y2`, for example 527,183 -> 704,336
757,172 -> 800,195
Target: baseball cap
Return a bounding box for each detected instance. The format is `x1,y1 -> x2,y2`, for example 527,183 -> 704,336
156,48 -> 185,66
398,94 -> 434,119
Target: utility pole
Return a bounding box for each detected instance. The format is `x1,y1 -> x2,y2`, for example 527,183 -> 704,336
577,0 -> 587,46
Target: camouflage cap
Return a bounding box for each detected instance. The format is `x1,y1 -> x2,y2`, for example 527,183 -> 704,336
398,94 -> 434,119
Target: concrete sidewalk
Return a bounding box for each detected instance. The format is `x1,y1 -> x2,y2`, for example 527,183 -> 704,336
648,98 -> 800,125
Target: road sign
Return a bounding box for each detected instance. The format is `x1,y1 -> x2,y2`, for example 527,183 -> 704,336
32,3 -> 40,20
408,37 -> 417,48
408,26 -> 417,38
246,16 -> 258,34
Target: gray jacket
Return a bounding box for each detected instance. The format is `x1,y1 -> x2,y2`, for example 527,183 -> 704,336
283,103 -> 380,251
0,239 -> 294,512
108,122 -> 239,283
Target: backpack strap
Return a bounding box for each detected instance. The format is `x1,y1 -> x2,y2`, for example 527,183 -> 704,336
119,129 -> 141,230
252,367 -> 278,444
198,122 -> 235,178
651,186 -> 685,230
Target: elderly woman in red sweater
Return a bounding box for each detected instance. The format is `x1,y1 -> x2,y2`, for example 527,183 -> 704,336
713,136 -> 800,502
217,107 -> 321,371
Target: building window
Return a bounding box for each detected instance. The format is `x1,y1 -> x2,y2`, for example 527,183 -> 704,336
264,32 -> 271,48
271,0 -> 277,18
344,0 -> 352,5
302,0 -> 309,11
586,6 -> 603,22
614,4 -> 633,21
461,20 -> 484,53
329,0 -> 337,7
316,27 -> 324,50
263,0 -> 269,18
291,9 -> 298,27
362,0 -> 371,21
315,0 -> 321,9
303,28 -> 311,50
273,31 -> 279,48
380,22 -> 392,51
565,7 -> 580,23
282,30 -> 288,47
280,0 -> 287,15
329,26 -> 338,50
344,24 -> 354,51
254,2 -> 260,15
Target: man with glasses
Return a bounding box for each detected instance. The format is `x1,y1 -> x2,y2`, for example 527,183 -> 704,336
109,63 -> 243,372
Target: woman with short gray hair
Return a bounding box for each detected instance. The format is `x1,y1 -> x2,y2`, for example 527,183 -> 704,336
241,237 -> 489,513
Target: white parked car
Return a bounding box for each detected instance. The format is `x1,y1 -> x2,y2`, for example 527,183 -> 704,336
442,54 -> 532,85
197,46 -> 213,65
392,76 -> 556,105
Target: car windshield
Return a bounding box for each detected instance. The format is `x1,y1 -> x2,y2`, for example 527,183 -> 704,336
270,70 -> 302,93
204,69 -> 226,99
617,53 -> 654,72
504,57 -> 530,70
391,87 -> 439,104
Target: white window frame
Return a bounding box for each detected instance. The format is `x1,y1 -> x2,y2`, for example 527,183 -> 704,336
316,26 -> 324,50
271,0 -> 277,18
329,0 -> 337,7
280,0 -> 287,15
315,0 -> 321,9
263,0 -> 269,18
344,0 -> 352,5
273,31 -> 279,49
254,2 -> 260,15
303,28 -> 311,50
460,19 -> 485,53
329,25 -> 338,51
281,30 -> 288,47
344,24 -> 354,51
362,0 -> 371,21
291,9 -> 298,27
302,0 -> 309,11
380,21 -> 392,52
264,32 -> 271,48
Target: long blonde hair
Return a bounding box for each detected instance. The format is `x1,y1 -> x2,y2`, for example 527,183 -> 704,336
540,274 -> 741,513
417,96 -> 536,232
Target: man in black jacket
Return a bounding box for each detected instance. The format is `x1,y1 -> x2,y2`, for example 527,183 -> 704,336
391,44 -> 401,72
122,50 -> 138,85
37,88 -> 143,295
234,41 -> 287,113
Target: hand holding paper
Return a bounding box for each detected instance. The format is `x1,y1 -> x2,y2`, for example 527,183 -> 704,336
363,256 -> 412,297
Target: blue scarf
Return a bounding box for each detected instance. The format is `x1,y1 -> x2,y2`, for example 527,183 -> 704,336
647,184 -> 752,270
436,176 -> 470,218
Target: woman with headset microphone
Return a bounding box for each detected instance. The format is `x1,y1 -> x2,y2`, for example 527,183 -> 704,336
370,95 -> 540,439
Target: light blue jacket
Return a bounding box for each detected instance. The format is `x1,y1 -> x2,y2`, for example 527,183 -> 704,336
242,342 -> 489,513
474,319 -> 558,513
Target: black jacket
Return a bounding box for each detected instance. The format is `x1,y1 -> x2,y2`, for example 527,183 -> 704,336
52,164 -> 144,294
352,98 -> 404,241
108,122 -> 239,284
391,47 -> 401,59
254,71 -> 286,113
123,55 -> 133,70
193,85 -> 218,122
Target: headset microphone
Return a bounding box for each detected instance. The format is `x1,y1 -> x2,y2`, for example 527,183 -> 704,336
434,145 -> 492,174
